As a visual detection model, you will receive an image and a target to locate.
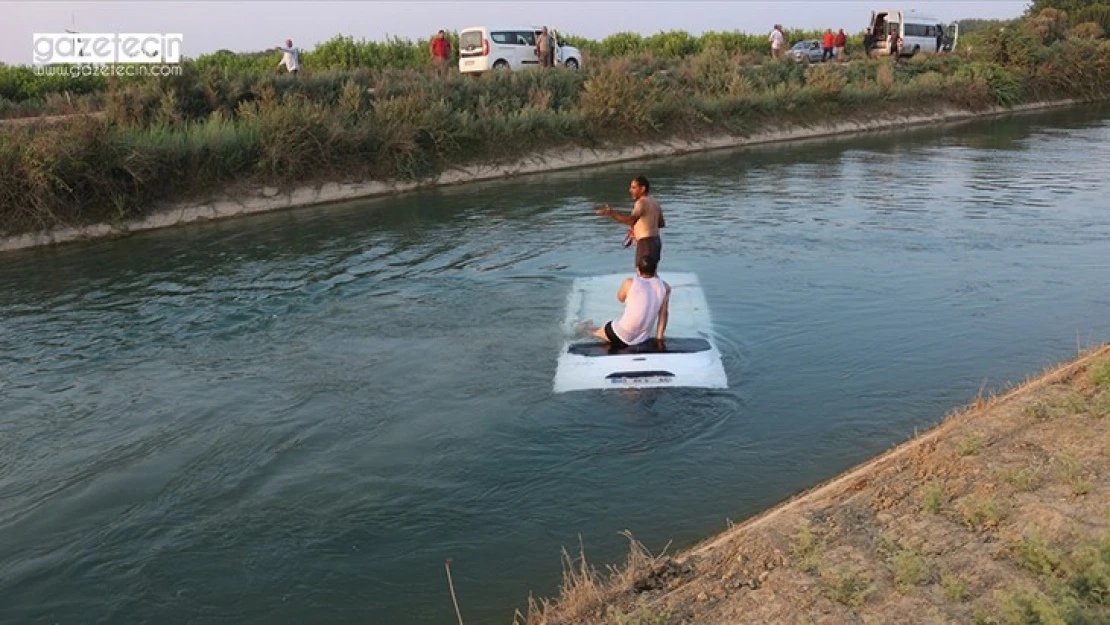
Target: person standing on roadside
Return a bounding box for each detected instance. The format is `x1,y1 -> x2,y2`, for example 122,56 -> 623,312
888,29 -> 901,60
822,29 -> 835,62
276,39 -> 299,75
834,28 -> 847,61
769,24 -> 785,59
430,29 -> 452,74
863,28 -> 874,58
536,26 -> 554,68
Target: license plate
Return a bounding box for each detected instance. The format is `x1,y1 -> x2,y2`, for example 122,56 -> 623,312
464,60 -> 474,66
611,376 -> 672,386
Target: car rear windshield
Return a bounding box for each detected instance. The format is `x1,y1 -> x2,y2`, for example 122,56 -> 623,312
459,31 -> 483,53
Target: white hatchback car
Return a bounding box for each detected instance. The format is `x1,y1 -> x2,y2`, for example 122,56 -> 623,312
458,26 -> 583,73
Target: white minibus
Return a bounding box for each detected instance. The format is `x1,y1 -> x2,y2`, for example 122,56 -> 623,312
868,10 -> 959,57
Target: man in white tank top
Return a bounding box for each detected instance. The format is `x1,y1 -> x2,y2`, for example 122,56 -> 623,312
577,255 -> 672,349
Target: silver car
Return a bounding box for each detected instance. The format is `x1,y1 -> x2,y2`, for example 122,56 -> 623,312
789,40 -> 826,64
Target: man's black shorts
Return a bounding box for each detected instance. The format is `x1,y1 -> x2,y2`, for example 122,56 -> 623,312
603,321 -> 629,349
635,236 -> 662,266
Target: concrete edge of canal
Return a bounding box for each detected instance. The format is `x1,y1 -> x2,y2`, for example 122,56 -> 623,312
0,97 -> 1096,254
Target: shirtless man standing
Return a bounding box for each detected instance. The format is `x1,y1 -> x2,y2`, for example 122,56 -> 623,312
596,175 -> 666,267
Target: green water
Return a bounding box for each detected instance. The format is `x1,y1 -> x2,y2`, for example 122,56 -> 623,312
1,104 -> 1109,624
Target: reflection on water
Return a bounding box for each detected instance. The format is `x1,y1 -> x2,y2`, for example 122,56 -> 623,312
1,104 -> 1109,624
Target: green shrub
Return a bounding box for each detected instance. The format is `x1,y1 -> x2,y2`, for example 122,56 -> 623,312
1074,5 -> 1110,33
579,62 -> 657,135
941,572 -> 972,602
1072,22 -> 1105,39
822,565 -> 874,606
806,64 -> 849,97
893,548 -> 933,593
1026,8 -> 1071,46
978,27 -> 1040,68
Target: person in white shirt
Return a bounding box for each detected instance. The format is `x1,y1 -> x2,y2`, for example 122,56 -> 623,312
577,255 -> 672,349
276,39 -> 299,74
769,24 -> 785,59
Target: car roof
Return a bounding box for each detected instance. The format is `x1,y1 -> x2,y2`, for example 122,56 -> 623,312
460,26 -> 549,32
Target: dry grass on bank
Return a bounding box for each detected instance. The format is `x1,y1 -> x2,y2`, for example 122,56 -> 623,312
518,345 -> 1110,625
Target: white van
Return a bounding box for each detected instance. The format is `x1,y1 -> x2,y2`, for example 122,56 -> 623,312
458,26 -> 583,73
867,10 -> 959,57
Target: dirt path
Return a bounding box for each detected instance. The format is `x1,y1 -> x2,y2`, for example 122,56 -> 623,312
0,111 -> 104,127
520,344 -> 1110,624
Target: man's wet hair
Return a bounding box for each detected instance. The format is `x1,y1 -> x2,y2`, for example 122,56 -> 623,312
637,254 -> 658,277
634,175 -> 650,194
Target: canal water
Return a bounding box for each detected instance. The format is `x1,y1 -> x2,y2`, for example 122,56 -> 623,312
1,104 -> 1108,624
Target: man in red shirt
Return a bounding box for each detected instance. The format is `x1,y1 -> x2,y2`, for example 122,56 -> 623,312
822,29 -> 835,62
834,29 -> 847,61
430,30 -> 451,74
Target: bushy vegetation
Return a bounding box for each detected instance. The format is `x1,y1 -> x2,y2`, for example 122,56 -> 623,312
561,28 -> 864,61
3,10 -> 1105,114
1,28 -> 859,113
0,11 -> 1107,237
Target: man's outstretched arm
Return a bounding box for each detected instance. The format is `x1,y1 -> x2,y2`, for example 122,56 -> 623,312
596,203 -> 640,227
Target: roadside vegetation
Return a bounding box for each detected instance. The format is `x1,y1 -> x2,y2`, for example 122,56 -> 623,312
0,8 -> 1108,237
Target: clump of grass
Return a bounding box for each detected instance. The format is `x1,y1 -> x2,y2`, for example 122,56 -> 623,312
791,521 -> 825,573
1026,392 -> 1090,421
805,64 -> 848,97
1071,478 -> 1093,497
1010,535 -> 1064,577
876,62 -> 895,91
607,599 -> 672,625
999,465 -> 1045,493
971,586 -> 1076,625
1092,392 -> 1110,419
956,435 -> 985,457
974,535 -> 1110,624
821,564 -> 873,607
996,588 -> 1069,625
1087,360 -> 1110,389
892,548 -> 933,594
941,571 -> 971,602
958,496 -> 1008,531
514,531 -> 671,625
1055,391 -> 1089,416
922,484 -> 946,514
1024,401 -> 1052,420
1053,453 -> 1094,497
1067,537 -> 1110,608
946,72 -> 994,111
875,532 -> 899,557
579,62 -> 658,135
682,46 -> 738,97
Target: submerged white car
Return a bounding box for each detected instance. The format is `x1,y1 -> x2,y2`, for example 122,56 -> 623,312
458,26 -> 583,73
